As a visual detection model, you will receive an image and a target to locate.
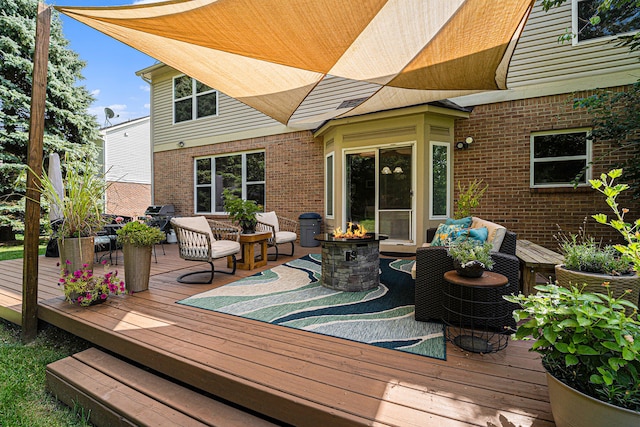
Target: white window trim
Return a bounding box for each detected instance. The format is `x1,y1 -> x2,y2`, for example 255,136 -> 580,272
429,141 -> 450,220
340,142 -> 416,243
571,0 -> 640,46
193,150 -> 265,214
325,152 -> 334,219
172,75 -> 219,124
530,128 -> 592,188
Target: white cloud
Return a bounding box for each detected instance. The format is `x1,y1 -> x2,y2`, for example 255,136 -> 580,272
144,103 -> 150,109
140,85 -> 150,92
90,89 -> 100,97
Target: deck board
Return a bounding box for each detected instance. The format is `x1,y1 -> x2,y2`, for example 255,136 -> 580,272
1,244 -> 554,426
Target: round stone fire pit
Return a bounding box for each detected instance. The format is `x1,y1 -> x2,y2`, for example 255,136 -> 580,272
314,233 -> 388,292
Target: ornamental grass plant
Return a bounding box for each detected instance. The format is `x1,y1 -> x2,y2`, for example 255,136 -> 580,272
555,218 -> 632,276
32,156 -> 107,239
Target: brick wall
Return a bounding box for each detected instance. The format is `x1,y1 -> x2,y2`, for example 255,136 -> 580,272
106,182 -> 152,219
454,88 -> 639,250
153,131 -> 325,225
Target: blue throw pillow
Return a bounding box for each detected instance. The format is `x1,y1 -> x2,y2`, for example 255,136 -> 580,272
431,223 -> 465,246
445,216 -> 473,228
454,226 -> 488,244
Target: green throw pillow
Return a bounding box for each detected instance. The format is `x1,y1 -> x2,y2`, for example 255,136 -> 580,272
454,226 -> 489,244
445,216 -> 473,228
431,223 -> 465,246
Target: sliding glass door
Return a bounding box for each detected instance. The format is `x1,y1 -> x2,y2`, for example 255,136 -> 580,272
345,145 -> 414,243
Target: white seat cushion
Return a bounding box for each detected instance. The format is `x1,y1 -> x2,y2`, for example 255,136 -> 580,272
211,239 -> 240,258
275,231 -> 297,244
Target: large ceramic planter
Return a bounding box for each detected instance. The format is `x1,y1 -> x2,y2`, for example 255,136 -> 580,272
123,243 -> 152,293
546,372 -> 640,427
555,265 -> 640,306
58,236 -> 95,274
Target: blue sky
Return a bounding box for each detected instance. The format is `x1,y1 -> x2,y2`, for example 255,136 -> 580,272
49,0 -> 160,127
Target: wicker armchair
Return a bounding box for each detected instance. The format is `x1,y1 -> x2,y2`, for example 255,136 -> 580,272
414,229 -> 520,331
170,217 -> 241,284
255,211 -> 298,260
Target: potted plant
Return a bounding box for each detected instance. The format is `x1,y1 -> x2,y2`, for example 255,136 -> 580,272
554,219 -> 638,305
454,179 -> 488,219
116,221 -> 165,292
58,260 -> 126,306
505,170 -> 640,427
222,189 -> 262,233
33,155 -> 106,273
447,239 -> 494,277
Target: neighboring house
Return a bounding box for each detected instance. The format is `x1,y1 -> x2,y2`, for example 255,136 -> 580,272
137,1 -> 640,252
97,116 -> 152,219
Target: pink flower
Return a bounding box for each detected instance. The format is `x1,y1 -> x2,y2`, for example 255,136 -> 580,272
115,216 -> 124,223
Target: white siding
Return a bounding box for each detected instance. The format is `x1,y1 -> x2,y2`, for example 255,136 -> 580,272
507,3 -> 638,87
103,117 -> 151,184
151,73 -> 280,147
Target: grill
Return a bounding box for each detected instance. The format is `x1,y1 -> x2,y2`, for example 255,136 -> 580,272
144,204 -> 175,232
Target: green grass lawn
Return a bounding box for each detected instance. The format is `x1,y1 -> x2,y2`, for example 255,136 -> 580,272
0,320 -> 92,426
0,239 -> 47,261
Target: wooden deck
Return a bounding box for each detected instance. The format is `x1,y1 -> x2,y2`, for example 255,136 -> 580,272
0,243 -> 554,426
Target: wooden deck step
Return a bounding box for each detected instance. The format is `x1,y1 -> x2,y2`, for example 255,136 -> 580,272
45,347 -> 278,427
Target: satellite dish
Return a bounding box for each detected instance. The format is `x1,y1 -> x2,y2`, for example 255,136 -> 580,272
104,107 -> 118,126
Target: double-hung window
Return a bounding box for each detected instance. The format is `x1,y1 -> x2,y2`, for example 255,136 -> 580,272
195,151 -> 265,214
173,75 -> 218,123
573,0 -> 640,44
530,129 -> 592,188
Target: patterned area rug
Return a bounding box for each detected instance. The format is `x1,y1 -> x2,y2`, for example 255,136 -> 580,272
178,254 -> 446,360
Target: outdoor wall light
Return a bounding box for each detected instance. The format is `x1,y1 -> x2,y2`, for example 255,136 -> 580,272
381,166 -> 392,175
177,141 -> 185,148
455,136 -> 474,150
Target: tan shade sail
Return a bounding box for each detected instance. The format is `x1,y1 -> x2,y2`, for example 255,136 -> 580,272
56,0 -> 535,125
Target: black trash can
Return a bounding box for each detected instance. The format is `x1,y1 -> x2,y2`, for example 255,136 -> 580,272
299,213 -> 322,247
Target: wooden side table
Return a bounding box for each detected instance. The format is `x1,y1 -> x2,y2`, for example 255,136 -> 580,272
228,231 -> 272,270
442,270 -> 510,353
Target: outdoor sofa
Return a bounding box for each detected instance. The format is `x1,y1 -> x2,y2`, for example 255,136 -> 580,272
413,217 -> 519,331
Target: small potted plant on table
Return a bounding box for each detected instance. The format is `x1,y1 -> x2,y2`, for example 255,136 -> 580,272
448,239 -> 494,278
222,189 -> 262,234
117,221 -> 165,292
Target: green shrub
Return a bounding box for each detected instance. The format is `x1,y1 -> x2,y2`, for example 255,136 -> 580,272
116,221 -> 165,247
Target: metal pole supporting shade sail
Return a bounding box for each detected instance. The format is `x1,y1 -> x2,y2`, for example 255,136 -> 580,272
55,0 -> 535,126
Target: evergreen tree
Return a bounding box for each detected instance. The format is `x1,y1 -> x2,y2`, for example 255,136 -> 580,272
0,0 -> 99,241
